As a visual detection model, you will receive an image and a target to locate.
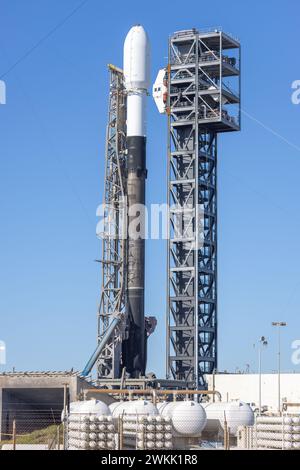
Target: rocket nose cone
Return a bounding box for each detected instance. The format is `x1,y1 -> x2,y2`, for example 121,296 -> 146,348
128,24 -> 147,36
124,24 -> 150,91
124,25 -> 149,53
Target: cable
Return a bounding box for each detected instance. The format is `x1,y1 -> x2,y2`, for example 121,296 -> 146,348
0,0 -> 91,80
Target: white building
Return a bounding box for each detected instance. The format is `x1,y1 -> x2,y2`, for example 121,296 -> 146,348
205,373 -> 300,411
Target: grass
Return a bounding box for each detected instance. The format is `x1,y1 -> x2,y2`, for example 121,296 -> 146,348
0,424 -> 63,448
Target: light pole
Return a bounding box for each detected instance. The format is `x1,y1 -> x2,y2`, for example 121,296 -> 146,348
272,321 -> 287,414
258,336 -> 268,415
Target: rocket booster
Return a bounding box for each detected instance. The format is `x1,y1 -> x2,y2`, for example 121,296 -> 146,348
122,25 -> 150,377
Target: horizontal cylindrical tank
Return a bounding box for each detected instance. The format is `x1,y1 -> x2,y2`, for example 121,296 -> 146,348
257,439 -> 293,449
79,400 -> 110,415
257,431 -> 293,441
109,400 -> 158,430
256,416 -> 292,425
256,423 -> 293,432
127,400 -> 158,416
203,401 -> 254,436
63,400 -> 110,422
68,400 -> 110,416
109,401 -> 131,428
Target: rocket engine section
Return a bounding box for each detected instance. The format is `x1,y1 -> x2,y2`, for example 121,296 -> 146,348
122,25 -> 150,378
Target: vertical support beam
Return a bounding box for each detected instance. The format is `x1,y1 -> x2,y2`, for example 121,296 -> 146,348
194,31 -> 199,389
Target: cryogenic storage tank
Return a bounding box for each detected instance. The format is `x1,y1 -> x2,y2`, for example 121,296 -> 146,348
62,401 -> 83,421
171,401 -> 207,436
79,400 -> 110,416
66,400 -> 114,450
127,400 -> 158,416
109,401 -> 132,427
160,402 -> 177,418
156,402 -> 168,414
161,401 -> 206,437
108,401 -> 122,415
109,400 -> 158,429
203,401 -> 254,436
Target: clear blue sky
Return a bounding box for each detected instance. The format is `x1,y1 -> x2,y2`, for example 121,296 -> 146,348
1,0 -> 300,377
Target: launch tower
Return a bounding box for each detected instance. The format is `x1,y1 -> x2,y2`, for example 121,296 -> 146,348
162,29 -> 241,388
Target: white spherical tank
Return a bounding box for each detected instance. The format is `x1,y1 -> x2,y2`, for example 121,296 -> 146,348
203,401 -> 254,436
124,25 -> 150,91
160,401 -> 206,437
171,401 -> 207,436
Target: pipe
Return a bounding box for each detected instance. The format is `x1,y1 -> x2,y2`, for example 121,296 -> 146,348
84,388 -> 222,402
81,317 -> 120,377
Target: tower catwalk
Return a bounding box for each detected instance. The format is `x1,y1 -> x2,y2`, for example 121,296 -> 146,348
165,29 -> 241,389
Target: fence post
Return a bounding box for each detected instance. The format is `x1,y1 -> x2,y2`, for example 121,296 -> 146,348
118,415 -> 123,450
57,426 -> 60,451
12,419 -> 16,451
223,411 -> 228,450
227,427 -> 231,450
63,384 -> 69,450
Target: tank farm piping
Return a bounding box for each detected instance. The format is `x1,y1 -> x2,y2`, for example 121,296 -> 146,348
83,389 -> 222,404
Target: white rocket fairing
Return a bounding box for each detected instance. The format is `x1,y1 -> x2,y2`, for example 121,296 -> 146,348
122,25 -> 150,377
124,25 -> 150,136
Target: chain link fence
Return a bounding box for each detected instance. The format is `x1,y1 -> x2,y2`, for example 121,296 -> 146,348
0,406 -> 64,450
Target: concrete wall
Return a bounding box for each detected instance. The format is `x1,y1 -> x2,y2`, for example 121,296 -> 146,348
0,374 -> 108,438
206,373 -> 300,410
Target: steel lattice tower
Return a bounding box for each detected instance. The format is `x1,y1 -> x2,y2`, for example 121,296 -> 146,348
96,65 -> 127,379
166,29 -> 241,388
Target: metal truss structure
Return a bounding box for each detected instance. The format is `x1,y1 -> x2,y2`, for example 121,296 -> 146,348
166,29 -> 240,388
96,65 -> 127,379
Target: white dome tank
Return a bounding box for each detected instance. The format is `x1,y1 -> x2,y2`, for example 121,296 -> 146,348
127,400 -> 158,416
156,402 -> 168,414
161,401 -> 206,437
62,401 -> 83,421
160,401 -> 178,418
203,401 -> 254,436
109,401 -> 132,419
108,402 -> 122,415
78,400 -> 110,416
109,401 -> 132,429
171,401 -> 207,436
